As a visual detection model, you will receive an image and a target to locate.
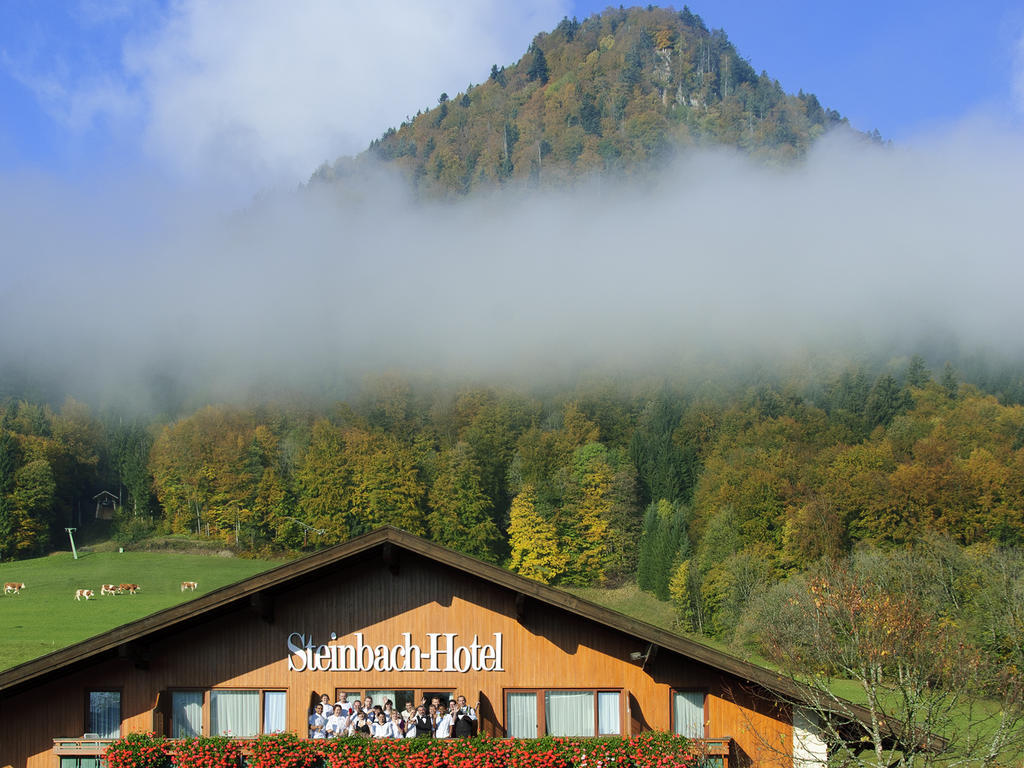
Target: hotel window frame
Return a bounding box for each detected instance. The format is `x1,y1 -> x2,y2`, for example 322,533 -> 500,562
210,688 -> 288,738
84,688 -> 122,739
168,689 -> 205,738
670,689 -> 708,739
167,688 -> 286,737
503,688 -> 624,738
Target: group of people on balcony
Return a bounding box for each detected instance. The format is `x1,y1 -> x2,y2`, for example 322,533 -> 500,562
308,692 -> 478,739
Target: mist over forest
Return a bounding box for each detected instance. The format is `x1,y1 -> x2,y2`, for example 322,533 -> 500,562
2,122 -> 1024,414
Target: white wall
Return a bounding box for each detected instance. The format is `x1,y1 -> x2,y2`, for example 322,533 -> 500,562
793,707 -> 828,768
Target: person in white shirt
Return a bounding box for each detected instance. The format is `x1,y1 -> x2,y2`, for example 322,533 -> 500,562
434,705 -> 454,738
325,705 -> 348,739
319,693 -> 334,715
402,701 -> 416,725
335,693 -> 353,716
371,711 -> 391,738
387,711 -> 405,738
308,703 -> 327,739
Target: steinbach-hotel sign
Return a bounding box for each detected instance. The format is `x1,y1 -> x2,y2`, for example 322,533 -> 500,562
287,632 -> 504,673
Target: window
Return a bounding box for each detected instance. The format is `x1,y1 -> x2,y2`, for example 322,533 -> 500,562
597,691 -> 621,735
87,690 -> 120,739
505,689 -> 621,738
60,759 -> 101,768
672,691 -> 706,739
264,691 -> 287,734
211,690 -> 259,738
171,691 -> 203,738
365,689 -> 416,711
506,692 -> 537,738
169,689 -> 285,737
546,691 -> 594,737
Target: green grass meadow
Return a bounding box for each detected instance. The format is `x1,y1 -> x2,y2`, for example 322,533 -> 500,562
0,550 -> 278,671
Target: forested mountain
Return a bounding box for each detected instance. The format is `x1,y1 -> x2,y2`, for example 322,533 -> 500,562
313,6 -> 857,195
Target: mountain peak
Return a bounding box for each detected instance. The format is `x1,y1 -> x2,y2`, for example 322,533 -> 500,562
317,6 -> 856,195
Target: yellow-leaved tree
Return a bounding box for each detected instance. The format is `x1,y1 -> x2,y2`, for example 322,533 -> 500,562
507,484 -> 566,583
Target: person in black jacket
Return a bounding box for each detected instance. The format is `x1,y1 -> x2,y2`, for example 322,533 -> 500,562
412,705 -> 432,738
453,697 -> 477,738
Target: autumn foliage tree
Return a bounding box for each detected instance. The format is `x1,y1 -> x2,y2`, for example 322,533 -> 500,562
749,545 -> 1024,768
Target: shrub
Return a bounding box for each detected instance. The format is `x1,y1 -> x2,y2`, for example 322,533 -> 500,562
102,732 -> 701,768
103,732 -> 171,768
173,736 -> 243,768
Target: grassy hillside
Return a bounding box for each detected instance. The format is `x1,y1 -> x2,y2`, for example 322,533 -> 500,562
0,550 -> 279,671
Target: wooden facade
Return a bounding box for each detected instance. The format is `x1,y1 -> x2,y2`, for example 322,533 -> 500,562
0,529 -> 820,768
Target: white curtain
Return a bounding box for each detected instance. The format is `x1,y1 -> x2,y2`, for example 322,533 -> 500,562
506,692 -> 537,738
172,691 -> 203,738
211,690 -> 259,738
88,691 -> 120,738
263,691 -> 287,734
545,691 -> 594,737
673,692 -> 705,738
597,692 -> 620,735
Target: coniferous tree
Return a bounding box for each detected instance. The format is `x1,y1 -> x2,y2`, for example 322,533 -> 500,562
638,499 -> 690,600
527,45 -> 549,84
637,501 -> 661,592
0,430 -> 19,560
865,374 -> 912,428
906,355 -> 931,387
941,362 -> 960,399
428,443 -> 501,562
630,397 -> 688,505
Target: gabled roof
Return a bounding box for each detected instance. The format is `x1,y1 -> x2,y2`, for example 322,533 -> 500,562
0,527 -> 857,725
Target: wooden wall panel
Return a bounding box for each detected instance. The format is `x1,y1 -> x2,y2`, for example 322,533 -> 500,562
0,553 -> 793,768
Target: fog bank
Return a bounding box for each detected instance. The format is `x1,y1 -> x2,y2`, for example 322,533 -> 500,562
2,124 -> 1023,410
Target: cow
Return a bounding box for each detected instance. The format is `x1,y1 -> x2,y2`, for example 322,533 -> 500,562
118,583 -> 140,594
4,582 -> 24,595
100,584 -> 118,596
180,581 -> 198,592
74,589 -> 94,601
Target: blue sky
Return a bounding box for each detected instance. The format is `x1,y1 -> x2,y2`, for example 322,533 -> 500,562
1,1 -> 1022,195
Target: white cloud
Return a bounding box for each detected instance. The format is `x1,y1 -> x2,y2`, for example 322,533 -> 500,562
4,0 -> 567,195
122,0 -> 569,192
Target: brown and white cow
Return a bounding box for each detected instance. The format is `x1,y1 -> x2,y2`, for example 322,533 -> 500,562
118,583 -> 140,594
4,582 -> 24,595
100,584 -> 118,596
180,581 -> 198,592
74,589 -> 94,601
